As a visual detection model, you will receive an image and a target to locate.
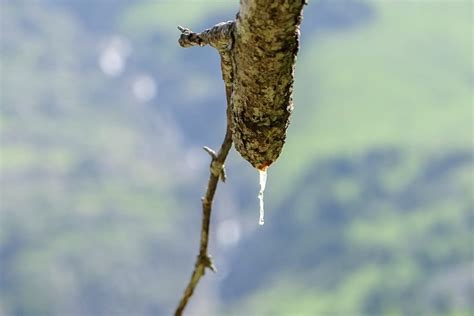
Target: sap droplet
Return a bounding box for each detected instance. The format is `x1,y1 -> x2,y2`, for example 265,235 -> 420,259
258,168 -> 267,226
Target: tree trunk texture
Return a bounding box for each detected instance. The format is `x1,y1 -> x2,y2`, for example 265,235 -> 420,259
232,0 -> 305,170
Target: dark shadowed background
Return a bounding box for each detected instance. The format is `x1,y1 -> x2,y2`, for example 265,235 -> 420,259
1,0 -> 472,315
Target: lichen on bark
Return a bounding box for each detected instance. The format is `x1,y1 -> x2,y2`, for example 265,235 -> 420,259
232,0 -> 305,170
177,0 -> 305,170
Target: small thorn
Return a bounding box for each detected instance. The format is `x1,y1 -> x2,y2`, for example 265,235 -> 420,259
219,165 -> 227,183
206,255 -> 217,273
200,254 -> 217,273
208,263 -> 217,273
177,25 -> 188,34
203,146 -> 217,158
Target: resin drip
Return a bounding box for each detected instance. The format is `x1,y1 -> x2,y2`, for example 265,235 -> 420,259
258,169 -> 267,225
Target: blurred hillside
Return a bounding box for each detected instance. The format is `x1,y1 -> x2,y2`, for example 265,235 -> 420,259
0,0 -> 472,315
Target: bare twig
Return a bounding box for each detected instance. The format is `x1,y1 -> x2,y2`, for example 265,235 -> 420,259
174,23 -> 234,316
174,121 -> 232,316
174,108 -> 232,316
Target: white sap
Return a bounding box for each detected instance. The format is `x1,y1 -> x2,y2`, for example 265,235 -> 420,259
258,169 -> 267,226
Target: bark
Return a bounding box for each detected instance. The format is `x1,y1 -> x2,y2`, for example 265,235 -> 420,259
233,0 -> 305,170
175,1 -> 305,314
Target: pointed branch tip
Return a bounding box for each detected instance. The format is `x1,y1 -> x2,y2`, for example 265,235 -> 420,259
203,146 -> 217,158
201,254 -> 217,273
177,25 -> 189,34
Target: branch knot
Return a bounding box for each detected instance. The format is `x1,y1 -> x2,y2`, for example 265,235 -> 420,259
198,254 -> 217,273
204,146 -> 227,182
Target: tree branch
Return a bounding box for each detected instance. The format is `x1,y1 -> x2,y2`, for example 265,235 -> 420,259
232,0 -> 305,170
174,125 -> 232,316
174,24 -> 234,316
174,1 -> 305,312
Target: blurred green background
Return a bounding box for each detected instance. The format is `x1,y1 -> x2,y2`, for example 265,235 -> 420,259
0,0 -> 472,315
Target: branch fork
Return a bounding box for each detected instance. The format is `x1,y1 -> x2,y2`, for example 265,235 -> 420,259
204,146 -> 227,182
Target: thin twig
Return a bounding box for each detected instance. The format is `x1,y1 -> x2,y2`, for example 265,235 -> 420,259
174,112 -> 232,316
174,24 -> 234,316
